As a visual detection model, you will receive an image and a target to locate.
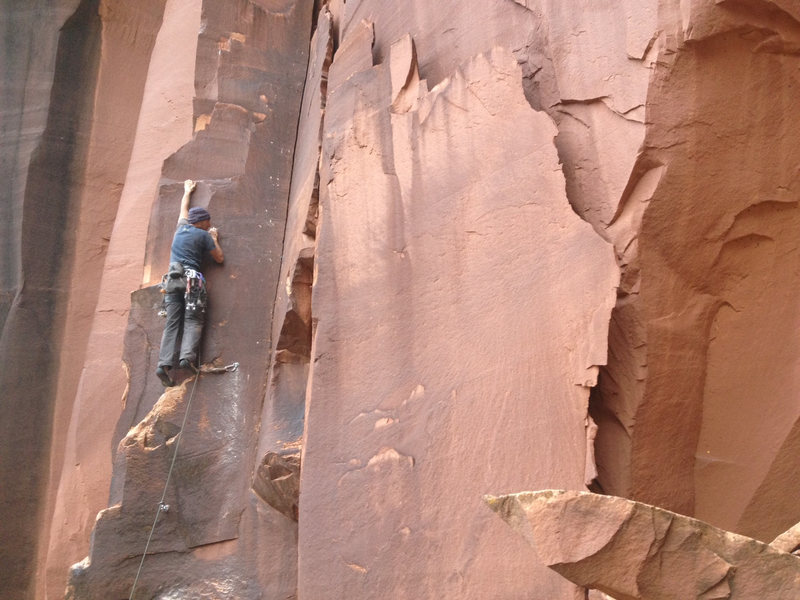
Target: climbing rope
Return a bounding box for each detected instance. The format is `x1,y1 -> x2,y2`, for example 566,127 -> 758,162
128,366 -> 203,600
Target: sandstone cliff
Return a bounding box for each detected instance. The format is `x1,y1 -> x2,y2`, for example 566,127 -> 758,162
1,0 -> 798,598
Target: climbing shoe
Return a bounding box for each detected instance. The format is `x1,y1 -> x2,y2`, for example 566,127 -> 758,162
179,358 -> 198,373
155,366 -> 175,387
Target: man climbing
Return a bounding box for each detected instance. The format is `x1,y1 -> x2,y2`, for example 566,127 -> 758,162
155,179 -> 224,387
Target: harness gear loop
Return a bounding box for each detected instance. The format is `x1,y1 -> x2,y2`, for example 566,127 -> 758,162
183,268 -> 207,315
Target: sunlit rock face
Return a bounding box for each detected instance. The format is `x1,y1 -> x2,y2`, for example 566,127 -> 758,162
298,40 -> 617,598
2,0 -> 799,598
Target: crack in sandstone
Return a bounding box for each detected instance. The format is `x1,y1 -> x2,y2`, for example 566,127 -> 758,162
556,97 -> 645,125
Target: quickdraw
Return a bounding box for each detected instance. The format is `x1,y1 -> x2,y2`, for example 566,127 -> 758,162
201,362 -> 240,374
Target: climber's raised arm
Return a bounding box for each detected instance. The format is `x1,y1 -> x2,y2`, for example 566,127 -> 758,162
178,179 -> 196,223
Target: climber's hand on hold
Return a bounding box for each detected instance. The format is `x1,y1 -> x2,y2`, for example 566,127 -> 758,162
209,227 -> 223,263
184,179 -> 196,193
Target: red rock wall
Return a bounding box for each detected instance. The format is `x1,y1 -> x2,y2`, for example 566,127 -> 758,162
294,12 -> 619,594
65,1 -> 314,598
1,1 -> 168,597
1,0 -> 799,598
592,0 -> 800,538
41,1 -> 201,598
1,1 -> 79,588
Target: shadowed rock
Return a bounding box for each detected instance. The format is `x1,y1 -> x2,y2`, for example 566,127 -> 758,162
486,490 -> 800,599
253,451 -> 301,521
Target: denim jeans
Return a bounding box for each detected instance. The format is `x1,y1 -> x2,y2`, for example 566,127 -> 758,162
157,291 -> 206,368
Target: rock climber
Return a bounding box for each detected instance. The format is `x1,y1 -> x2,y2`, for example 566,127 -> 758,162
155,179 -> 224,387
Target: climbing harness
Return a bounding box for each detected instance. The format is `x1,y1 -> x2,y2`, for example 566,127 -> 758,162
157,265 -> 206,317
127,353 -> 238,600
184,268 -> 207,315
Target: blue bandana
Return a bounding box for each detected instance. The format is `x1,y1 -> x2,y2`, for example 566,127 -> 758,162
187,207 -> 211,224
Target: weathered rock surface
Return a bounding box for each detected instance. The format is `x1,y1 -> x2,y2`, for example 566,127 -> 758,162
1,3 -> 83,593
298,40 -> 617,598
772,520 -> 800,555
40,2 -> 202,598
590,0 -> 800,540
2,0 -> 800,598
63,0 -> 313,598
1,1 -> 172,597
488,490 -> 800,599
252,6 -> 333,528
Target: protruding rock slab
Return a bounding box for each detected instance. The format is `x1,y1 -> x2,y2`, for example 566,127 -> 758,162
253,451 -> 301,521
772,521 -> 800,555
487,490 -> 800,599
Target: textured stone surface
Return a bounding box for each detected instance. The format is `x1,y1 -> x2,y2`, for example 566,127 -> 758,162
0,4 -> 83,593
66,1 -> 313,598
772,520 -> 800,555
253,6 -> 333,526
772,523 -> 800,555
1,1 -> 170,597
4,0 -> 800,597
325,0 -> 656,235
488,490 -> 800,599
39,2 -> 201,597
590,0 -> 800,539
297,43 -> 617,598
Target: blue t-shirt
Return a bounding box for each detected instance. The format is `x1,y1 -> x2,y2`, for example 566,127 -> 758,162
170,218 -> 215,271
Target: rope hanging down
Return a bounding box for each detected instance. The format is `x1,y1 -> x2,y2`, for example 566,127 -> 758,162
128,367 -> 203,600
